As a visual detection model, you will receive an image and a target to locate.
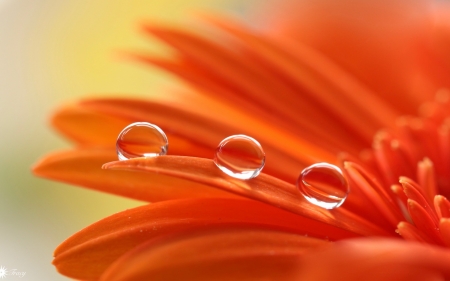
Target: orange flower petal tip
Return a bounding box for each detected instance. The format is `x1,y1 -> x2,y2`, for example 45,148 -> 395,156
50,103 -> 130,147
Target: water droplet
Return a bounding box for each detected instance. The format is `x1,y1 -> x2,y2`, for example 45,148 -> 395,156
214,134 -> 265,180
297,163 -> 349,209
116,122 -> 168,161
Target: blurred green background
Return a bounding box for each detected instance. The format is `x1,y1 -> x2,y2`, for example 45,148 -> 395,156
0,0 -> 259,279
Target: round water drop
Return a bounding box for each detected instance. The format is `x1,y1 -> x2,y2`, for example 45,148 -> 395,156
297,163 -> 349,209
214,134 -> 265,180
116,122 -> 168,161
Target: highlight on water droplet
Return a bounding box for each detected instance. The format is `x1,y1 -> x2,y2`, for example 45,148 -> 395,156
116,122 -> 168,161
214,134 -> 265,180
296,163 -> 349,209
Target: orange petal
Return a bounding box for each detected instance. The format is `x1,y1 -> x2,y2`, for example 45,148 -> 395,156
435,195 -> 450,219
372,131 -> 416,185
417,157 -> 439,203
104,156 -> 393,237
32,149 -> 235,202
99,228 -> 328,281
142,24 -> 380,153
396,221 -> 434,244
295,238 -> 450,281
344,162 -> 403,228
337,172 -> 394,229
204,15 -> 397,135
391,184 -> 410,221
431,5 -> 450,69
407,199 -> 444,245
401,177 -> 439,224
144,26 -> 321,133
438,116 -> 450,197
269,0 -> 445,113
51,102 -> 212,157
53,98 -> 335,183
53,198 -> 354,280
51,103 -> 131,147
439,218 -> 450,247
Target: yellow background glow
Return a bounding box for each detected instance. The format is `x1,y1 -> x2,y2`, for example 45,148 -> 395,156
0,0 -> 257,279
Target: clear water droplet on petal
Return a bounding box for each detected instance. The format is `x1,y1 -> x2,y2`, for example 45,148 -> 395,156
214,134 -> 265,180
116,122 -> 168,161
297,163 -> 349,209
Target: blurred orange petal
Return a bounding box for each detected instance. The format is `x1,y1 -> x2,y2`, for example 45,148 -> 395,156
344,162 -> 403,228
270,0 -> 450,113
99,229 -> 328,281
204,15 -> 398,134
439,218 -> 450,247
54,198 -> 355,280
141,23 -> 389,153
296,238 -> 450,281
435,195 -> 450,219
297,236 -> 450,281
407,199 -> 444,245
431,6 -> 450,68
396,221 -> 434,244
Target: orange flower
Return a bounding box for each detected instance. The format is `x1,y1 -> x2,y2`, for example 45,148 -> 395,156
33,0 -> 450,280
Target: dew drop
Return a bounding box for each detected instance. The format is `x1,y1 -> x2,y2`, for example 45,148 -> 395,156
214,134 -> 265,180
116,122 -> 168,161
297,163 -> 349,209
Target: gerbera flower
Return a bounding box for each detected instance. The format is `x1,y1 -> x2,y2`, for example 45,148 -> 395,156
33,0 -> 450,280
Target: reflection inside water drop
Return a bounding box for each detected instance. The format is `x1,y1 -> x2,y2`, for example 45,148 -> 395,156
214,134 -> 265,180
116,122 -> 168,161
297,163 -> 349,209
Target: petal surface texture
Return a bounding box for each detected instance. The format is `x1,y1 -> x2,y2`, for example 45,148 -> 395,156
53,199 -> 356,280
99,229 -> 329,281
103,156 -> 392,237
